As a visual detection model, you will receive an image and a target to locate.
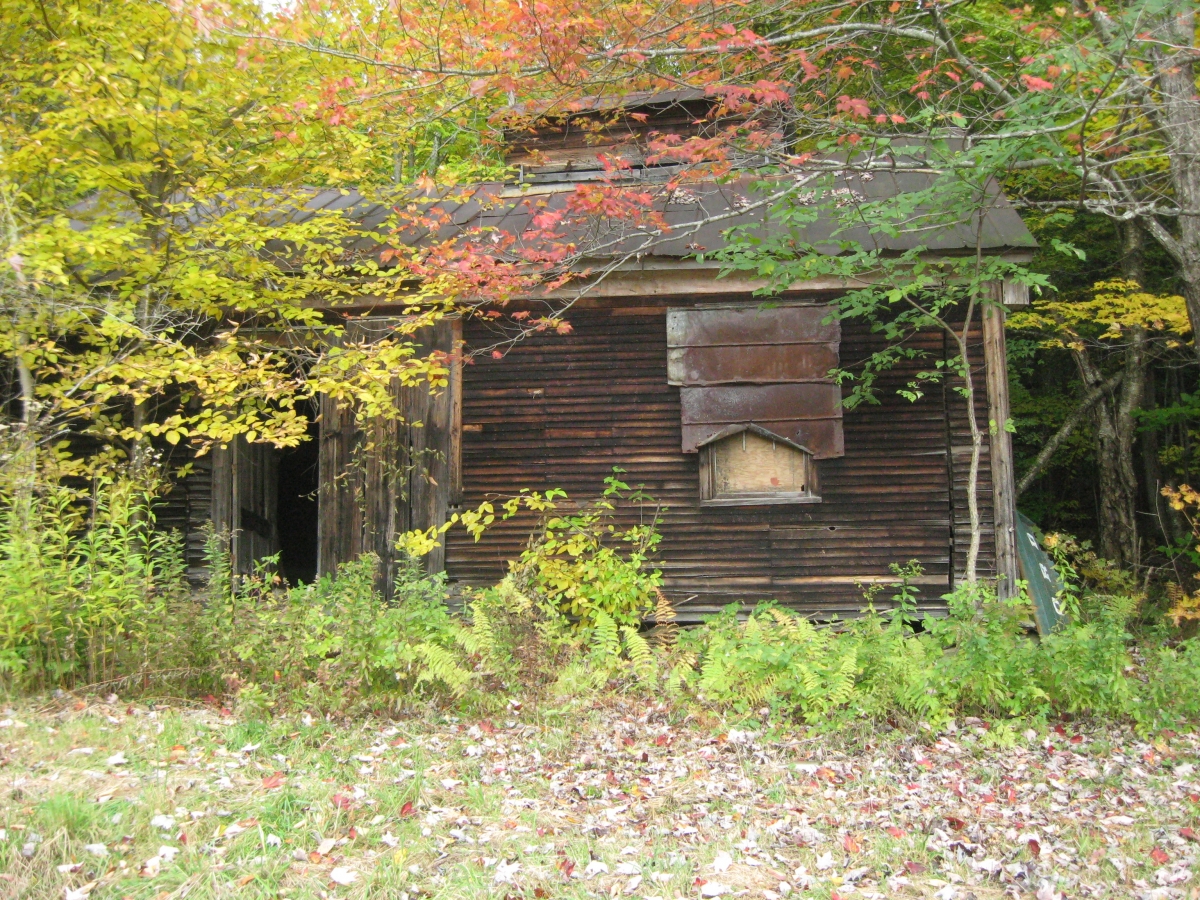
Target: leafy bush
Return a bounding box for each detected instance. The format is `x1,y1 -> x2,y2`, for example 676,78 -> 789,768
461,571 -> 663,704
0,474 -> 190,692
512,471 -> 663,627
4,468 -> 1199,734
200,543 -> 474,714
675,562 -> 1200,731
676,563 -> 942,725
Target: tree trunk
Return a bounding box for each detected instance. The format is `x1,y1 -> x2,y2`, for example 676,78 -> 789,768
1141,369 -> 1191,550
1072,341 -> 1140,567
1148,1 -> 1200,356
13,348 -> 37,501
953,301 -> 983,583
1081,222 -> 1152,568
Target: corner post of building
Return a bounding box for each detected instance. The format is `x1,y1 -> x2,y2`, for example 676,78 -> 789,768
983,279 -> 1026,598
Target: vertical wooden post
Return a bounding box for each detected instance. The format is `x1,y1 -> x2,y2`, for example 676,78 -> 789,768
317,391 -> 363,578
983,290 -> 1019,597
403,319 -> 456,577
448,317 -> 464,508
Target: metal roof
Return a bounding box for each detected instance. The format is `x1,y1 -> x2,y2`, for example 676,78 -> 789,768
289,168 -> 1035,265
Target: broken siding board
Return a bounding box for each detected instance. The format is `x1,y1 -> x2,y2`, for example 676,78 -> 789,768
447,308 -> 963,620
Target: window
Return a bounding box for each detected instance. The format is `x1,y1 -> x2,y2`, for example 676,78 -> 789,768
699,425 -> 820,505
667,303 -> 844,505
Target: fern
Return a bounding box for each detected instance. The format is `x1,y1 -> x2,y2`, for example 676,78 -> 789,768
463,602 -> 497,661
590,609 -> 621,663
652,588 -> 678,646
766,606 -> 804,638
621,625 -> 655,679
665,651 -> 697,695
740,672 -> 780,707
414,642 -> 473,696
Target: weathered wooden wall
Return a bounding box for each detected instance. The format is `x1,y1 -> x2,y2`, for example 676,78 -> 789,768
445,300 -> 994,619
317,318 -> 459,594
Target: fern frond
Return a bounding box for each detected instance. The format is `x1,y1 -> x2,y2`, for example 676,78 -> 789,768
767,606 -> 815,643
741,672 -> 779,706
495,575 -> 534,614
621,625 -> 655,679
590,609 -> 621,663
414,642 -> 472,696
652,588 -> 678,646
464,603 -> 497,661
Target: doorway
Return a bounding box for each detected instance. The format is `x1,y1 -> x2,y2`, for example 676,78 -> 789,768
276,420 -> 320,586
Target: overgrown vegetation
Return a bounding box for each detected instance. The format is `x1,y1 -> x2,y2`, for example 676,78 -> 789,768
4,472 -> 1200,737
0,473 -> 190,691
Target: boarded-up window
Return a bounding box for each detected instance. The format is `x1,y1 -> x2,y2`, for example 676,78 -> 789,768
700,425 -> 819,505
667,304 -> 844,460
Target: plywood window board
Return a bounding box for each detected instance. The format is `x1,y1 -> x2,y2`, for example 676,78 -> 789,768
698,424 -> 821,506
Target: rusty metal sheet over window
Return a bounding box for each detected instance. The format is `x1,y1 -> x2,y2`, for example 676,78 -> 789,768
668,304 -> 844,459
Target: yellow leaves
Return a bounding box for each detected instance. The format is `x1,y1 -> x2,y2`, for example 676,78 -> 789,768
396,490 -> 565,557
1161,485 -> 1200,631
1165,582 -> 1200,629
1011,279 -> 1190,346
1162,483 -> 1200,514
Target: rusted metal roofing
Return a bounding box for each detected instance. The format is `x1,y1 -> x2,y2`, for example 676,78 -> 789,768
295,167 -> 1035,267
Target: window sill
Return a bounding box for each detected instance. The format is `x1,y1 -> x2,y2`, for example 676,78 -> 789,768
700,493 -> 823,507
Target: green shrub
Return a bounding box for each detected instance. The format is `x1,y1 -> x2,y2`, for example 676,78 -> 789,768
200,545 -> 474,713
674,563 -> 1200,730
4,466 -> 1198,733
0,473 -> 189,692
1130,636 -> 1200,730
677,564 -> 942,725
923,583 -> 1048,719
513,471 -> 663,627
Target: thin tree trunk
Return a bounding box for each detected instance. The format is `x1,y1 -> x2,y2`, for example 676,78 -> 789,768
1141,369 -> 1190,549
952,299 -> 983,583
1071,343 -> 1138,566
1110,327 -> 1147,567
13,347 -> 37,502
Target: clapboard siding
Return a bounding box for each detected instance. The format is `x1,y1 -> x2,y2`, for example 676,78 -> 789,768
445,304 -> 985,619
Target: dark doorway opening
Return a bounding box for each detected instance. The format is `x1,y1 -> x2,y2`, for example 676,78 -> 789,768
276,420 -> 320,586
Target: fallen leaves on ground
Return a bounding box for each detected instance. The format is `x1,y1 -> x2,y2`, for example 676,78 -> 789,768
0,698 -> 1196,900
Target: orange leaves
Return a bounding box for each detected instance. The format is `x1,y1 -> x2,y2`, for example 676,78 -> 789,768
835,95 -> 870,119
1021,73 -> 1056,91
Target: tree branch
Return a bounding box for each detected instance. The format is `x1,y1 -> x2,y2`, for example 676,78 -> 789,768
1016,371 -> 1123,496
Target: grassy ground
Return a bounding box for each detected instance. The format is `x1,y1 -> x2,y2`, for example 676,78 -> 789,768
0,696 -> 1197,900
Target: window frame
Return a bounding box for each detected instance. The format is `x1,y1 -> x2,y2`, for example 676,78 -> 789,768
697,424 -> 823,507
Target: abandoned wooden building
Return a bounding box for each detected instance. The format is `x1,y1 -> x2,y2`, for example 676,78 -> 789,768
167,91 -> 1037,619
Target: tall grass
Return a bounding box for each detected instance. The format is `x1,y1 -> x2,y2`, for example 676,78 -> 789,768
0,475 -> 189,692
